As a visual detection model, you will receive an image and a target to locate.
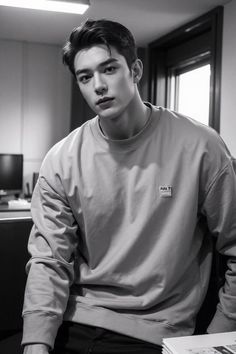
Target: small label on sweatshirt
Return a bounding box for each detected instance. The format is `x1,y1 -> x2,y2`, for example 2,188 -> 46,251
159,185 -> 172,198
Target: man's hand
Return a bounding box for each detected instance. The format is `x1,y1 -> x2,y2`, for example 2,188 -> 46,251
23,344 -> 50,354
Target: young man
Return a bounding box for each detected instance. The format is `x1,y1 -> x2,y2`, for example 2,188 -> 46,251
22,19 -> 236,354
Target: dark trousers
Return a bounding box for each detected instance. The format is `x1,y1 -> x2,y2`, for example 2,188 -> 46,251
52,322 -> 162,354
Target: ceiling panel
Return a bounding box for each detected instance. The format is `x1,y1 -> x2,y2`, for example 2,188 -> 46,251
0,0 -> 232,46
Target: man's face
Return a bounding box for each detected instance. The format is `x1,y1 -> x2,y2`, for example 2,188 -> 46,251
74,45 -> 136,120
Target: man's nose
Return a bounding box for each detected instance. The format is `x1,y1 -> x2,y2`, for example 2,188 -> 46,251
94,74 -> 107,95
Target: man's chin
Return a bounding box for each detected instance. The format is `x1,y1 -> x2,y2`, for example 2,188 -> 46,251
97,108 -> 118,120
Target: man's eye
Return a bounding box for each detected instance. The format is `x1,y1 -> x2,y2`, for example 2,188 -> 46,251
78,75 -> 91,83
105,66 -> 116,74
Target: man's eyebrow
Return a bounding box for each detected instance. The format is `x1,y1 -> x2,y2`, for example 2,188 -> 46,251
75,58 -> 119,76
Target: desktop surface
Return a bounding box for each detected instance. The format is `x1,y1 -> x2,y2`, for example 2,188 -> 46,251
0,201 -> 31,222
0,209 -> 31,222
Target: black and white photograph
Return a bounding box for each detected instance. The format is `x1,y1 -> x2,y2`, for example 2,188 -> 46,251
0,1 -> 236,353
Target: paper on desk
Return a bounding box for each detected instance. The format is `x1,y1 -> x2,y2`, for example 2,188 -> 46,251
162,332 -> 236,354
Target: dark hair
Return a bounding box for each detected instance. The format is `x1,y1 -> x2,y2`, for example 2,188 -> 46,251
62,19 -> 137,77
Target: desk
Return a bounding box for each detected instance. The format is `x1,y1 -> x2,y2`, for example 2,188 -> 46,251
0,210 -> 31,222
0,210 -> 32,332
0,204 -> 31,218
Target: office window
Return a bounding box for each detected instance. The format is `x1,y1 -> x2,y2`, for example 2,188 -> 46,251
169,63 -> 211,125
148,7 -> 223,132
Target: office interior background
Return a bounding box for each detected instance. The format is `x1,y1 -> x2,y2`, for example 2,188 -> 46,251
0,0 -> 236,352
0,0 -> 235,197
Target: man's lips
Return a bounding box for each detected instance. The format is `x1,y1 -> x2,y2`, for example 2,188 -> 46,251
96,97 -> 114,105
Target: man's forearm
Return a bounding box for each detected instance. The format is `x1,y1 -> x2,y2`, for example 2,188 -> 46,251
23,344 -> 50,354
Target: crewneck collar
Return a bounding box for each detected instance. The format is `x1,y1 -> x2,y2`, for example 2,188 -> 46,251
89,103 -> 161,152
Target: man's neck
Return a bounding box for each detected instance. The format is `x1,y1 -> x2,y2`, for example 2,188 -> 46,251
99,94 -> 151,140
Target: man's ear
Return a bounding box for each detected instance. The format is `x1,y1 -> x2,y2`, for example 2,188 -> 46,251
131,59 -> 143,84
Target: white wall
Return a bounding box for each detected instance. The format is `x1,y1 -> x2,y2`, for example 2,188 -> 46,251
220,1 -> 236,157
0,39 -> 71,194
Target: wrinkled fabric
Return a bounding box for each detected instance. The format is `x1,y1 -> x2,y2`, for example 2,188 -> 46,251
22,105 -> 236,349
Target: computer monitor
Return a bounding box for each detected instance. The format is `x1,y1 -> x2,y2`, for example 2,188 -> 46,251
0,153 -> 23,198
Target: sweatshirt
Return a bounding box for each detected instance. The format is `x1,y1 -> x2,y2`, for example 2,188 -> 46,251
22,104 -> 236,349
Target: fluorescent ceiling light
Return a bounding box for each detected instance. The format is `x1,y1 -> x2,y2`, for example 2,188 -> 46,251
0,0 -> 90,14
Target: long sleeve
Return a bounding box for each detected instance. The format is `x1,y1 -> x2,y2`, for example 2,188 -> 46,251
22,173 -> 79,349
202,156 -> 236,333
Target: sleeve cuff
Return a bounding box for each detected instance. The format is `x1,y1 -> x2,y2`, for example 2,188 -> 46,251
21,312 -> 62,350
207,307 -> 236,333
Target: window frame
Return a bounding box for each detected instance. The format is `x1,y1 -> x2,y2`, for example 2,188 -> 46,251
168,59 -> 210,114
148,6 -> 223,132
